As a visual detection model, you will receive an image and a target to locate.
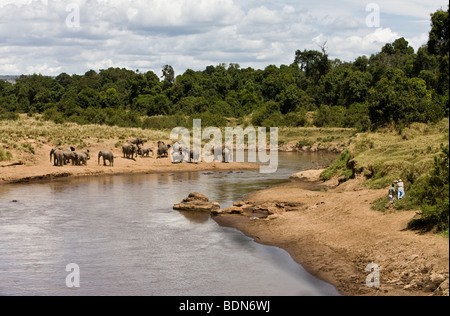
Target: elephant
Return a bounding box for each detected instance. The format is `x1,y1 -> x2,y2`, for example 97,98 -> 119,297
157,141 -> 171,159
211,146 -> 232,163
74,151 -> 90,166
74,150 -> 90,165
171,141 -> 199,163
171,142 -> 185,164
63,150 -> 77,165
123,143 -> 138,160
98,150 -> 114,166
129,138 -> 144,147
222,146 -> 232,163
50,146 -> 75,164
52,149 -> 65,167
140,148 -> 154,158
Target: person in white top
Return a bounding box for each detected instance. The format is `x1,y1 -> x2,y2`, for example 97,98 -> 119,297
397,179 -> 405,200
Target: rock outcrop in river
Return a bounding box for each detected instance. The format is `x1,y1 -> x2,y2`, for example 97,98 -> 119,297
173,193 -> 220,212
174,193 -> 306,221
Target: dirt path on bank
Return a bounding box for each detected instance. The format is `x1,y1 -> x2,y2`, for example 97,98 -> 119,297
214,171 -> 449,296
0,143 -> 258,184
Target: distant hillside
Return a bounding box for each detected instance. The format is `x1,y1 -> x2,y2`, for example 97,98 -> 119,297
0,75 -> 19,84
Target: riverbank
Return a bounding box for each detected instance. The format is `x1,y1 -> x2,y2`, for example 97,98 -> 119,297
0,142 -> 259,184
1,117 -> 349,184
213,170 -> 449,296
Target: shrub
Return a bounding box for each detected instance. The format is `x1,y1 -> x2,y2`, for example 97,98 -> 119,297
313,105 -> 346,127
321,150 -> 354,181
0,146 -> 13,161
0,111 -> 19,121
296,139 -> 314,148
283,110 -> 308,127
188,112 -> 227,128
408,145 -> 449,233
42,107 -> 65,124
142,114 -> 188,130
22,143 -> 35,155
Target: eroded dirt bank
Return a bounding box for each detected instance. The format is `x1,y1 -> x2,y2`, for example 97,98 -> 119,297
214,171 -> 449,296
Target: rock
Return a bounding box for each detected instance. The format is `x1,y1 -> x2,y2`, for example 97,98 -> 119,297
184,192 -> 209,202
264,214 -> 281,221
222,206 -> 244,215
173,193 -> 220,213
430,273 -> 448,287
290,169 -> 325,181
434,278 -> 449,296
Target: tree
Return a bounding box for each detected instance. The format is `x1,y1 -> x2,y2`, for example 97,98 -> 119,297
427,7 -> 449,112
368,70 -> 444,126
428,7 -> 449,56
409,145 -> 449,232
100,88 -> 121,109
294,49 -> 331,83
369,38 -> 416,81
162,65 -> 175,86
353,56 -> 369,72
134,94 -> 172,116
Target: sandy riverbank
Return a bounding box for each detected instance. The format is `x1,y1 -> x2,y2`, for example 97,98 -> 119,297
214,170 -> 449,296
0,143 -> 259,184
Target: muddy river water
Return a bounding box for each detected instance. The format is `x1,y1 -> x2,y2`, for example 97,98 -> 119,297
0,152 -> 340,296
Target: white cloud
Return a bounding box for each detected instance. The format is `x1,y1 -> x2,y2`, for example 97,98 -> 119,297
0,0 -> 448,75
321,28 -> 400,61
26,64 -> 62,75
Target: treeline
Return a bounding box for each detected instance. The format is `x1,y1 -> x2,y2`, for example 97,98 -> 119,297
0,8 -> 448,130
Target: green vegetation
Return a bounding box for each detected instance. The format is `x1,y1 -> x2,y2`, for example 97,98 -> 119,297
0,116 -> 167,150
408,145 -> 449,233
371,144 -> 449,235
0,146 -> 13,162
324,119 -> 449,233
321,150 -> 354,181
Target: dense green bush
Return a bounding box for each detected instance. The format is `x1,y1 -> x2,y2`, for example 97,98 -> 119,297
0,146 -> 13,162
188,112 -> 228,128
142,115 -> 188,130
0,111 -> 19,121
321,150 -> 354,181
408,145 -> 449,233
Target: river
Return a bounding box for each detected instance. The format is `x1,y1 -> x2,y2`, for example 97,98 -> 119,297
0,152 -> 340,296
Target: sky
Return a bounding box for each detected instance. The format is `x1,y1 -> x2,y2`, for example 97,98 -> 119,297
0,0 -> 448,76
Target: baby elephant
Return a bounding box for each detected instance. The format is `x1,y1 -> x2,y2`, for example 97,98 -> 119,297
140,148 -> 154,158
98,150 -> 114,167
75,150 -> 90,166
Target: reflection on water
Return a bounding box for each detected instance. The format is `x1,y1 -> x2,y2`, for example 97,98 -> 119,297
0,152 -> 340,296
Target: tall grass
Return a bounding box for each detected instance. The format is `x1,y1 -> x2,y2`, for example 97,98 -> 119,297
347,119 -> 449,189
0,115 -> 168,148
0,146 -> 13,162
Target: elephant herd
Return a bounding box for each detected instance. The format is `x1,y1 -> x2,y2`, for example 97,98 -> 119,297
50,147 -> 92,167
121,138 -> 173,160
49,138 -> 177,168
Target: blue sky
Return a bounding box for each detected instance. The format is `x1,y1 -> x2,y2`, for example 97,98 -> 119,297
0,0 -> 448,76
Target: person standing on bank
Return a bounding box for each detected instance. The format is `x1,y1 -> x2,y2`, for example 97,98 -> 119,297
397,179 -> 405,200
388,184 -> 396,208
